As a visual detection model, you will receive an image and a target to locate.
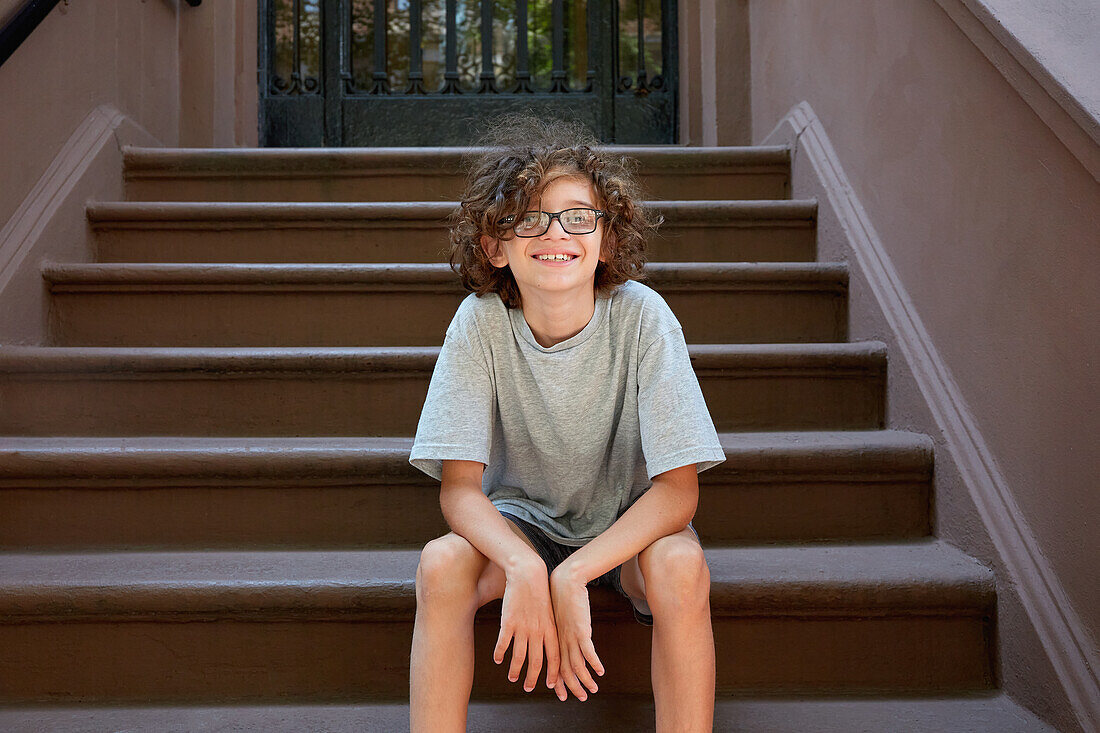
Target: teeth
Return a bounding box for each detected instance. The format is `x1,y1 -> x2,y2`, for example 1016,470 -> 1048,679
536,254 -> 574,260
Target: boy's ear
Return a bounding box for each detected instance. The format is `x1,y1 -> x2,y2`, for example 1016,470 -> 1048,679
480,234 -> 508,268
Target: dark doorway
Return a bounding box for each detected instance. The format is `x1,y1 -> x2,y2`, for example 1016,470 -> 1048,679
259,0 -> 678,146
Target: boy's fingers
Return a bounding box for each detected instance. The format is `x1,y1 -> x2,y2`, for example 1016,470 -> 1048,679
560,652 -> 588,701
507,633 -> 529,682
581,638 -> 605,677
541,610 -> 561,687
544,643 -> 561,688
554,676 -> 568,702
523,639 -> 543,692
542,615 -> 560,650
564,672 -> 587,701
493,624 -> 513,665
575,660 -> 599,695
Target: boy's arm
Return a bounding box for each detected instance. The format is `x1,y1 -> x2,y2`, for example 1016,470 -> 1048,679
439,459 -> 543,577
439,460 -> 563,694
544,463 -> 699,701
554,462 -> 699,585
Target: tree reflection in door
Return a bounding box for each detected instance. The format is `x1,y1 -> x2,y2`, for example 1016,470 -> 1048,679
262,0 -> 676,144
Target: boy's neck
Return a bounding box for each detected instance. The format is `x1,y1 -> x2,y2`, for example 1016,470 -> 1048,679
518,287 -> 597,348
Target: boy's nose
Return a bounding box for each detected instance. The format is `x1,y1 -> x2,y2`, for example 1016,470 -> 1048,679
544,217 -> 570,237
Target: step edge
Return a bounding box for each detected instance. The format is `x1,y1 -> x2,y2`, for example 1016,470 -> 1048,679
43,262 -> 847,290
0,693 -> 1058,733
121,144 -> 793,177
0,431 -> 932,483
85,199 -> 817,225
0,343 -> 888,376
0,541 -> 995,618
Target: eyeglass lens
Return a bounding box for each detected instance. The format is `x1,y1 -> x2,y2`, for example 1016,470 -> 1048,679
514,209 -> 598,236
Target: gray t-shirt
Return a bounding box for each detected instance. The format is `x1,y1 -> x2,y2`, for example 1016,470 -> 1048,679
409,278 -> 726,546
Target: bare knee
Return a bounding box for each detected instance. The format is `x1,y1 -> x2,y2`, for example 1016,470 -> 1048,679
415,533 -> 485,611
639,535 -> 711,617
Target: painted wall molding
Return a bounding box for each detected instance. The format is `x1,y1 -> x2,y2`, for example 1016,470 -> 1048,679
0,104 -> 159,343
933,0 -> 1100,180
765,100 -> 1099,732
0,104 -> 123,295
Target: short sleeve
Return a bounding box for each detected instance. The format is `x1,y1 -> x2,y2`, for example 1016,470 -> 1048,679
637,327 -> 726,479
408,334 -> 495,481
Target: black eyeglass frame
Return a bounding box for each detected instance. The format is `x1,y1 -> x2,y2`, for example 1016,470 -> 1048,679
498,208 -> 606,237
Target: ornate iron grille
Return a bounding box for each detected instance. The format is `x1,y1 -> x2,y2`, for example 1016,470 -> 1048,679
259,0 -> 677,146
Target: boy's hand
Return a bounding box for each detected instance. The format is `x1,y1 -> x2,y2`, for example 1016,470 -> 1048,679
548,562 -> 605,702
495,556 -> 561,694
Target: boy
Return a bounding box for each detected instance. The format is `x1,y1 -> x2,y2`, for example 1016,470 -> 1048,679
408,117 -> 726,732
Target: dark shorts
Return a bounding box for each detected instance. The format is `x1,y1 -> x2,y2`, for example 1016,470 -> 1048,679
499,511 -> 700,627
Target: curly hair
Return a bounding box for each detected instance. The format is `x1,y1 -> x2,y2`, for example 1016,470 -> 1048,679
447,113 -> 661,309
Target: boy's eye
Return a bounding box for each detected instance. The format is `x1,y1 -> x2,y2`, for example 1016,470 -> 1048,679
518,212 -> 542,226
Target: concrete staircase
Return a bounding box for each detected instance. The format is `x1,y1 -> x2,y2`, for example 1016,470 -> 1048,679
0,147 -> 1055,731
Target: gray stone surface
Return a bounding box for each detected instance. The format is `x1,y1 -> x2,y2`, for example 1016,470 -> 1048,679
0,694 -> 1058,732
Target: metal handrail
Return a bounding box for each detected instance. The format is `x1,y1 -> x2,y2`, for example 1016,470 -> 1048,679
0,0 -> 202,70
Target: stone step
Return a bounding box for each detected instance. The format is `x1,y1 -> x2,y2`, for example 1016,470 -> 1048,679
0,693 -> 1057,732
0,343 -> 886,436
44,263 -> 848,347
0,431 -> 931,550
121,145 -> 792,202
0,540 -> 995,702
88,200 -> 817,263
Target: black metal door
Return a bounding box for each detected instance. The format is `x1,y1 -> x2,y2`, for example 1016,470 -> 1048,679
259,1 -> 678,146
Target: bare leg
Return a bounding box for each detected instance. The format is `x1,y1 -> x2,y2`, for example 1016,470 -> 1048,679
621,527 -> 715,732
410,524 -> 540,733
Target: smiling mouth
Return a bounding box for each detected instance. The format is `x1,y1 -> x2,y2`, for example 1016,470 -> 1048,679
532,255 -> 578,261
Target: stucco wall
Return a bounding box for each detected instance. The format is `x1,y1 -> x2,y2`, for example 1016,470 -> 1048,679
746,0 -> 1098,725
0,0 -> 25,27
0,0 -> 257,344
966,0 -> 1100,123
678,0 -> 752,146
0,2 -> 180,231
0,1 -> 260,228
179,0 -> 259,148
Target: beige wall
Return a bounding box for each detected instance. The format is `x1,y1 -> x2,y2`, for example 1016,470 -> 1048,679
968,0 -> 1100,125
0,2 -> 179,230
0,0 -> 23,27
0,0 -> 257,344
745,0 -> 1098,729
179,0 -> 259,147
0,0 -> 258,226
678,0 -> 752,146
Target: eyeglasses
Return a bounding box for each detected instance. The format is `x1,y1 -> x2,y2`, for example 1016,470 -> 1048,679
499,208 -> 606,237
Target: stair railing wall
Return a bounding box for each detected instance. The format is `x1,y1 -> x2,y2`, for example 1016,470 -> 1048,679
0,0 -> 202,69
0,1 -> 245,346
749,3 -> 1100,730
0,0 -> 60,68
